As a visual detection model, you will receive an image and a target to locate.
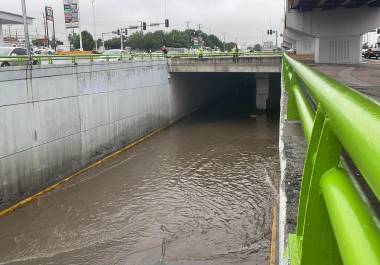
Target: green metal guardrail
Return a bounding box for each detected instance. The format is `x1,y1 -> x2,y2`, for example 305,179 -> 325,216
0,51 -> 282,66
283,53 -> 380,265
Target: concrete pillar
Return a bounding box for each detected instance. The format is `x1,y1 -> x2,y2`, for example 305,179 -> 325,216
314,35 -> 363,64
256,73 -> 269,110
0,24 -> 4,46
296,39 -> 315,55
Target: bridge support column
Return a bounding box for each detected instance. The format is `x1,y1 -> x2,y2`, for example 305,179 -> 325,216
315,35 -> 363,64
297,39 -> 315,55
256,73 -> 269,110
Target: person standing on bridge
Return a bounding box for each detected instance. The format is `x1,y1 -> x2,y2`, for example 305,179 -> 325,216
161,46 -> 168,58
232,45 -> 239,61
198,47 -> 204,58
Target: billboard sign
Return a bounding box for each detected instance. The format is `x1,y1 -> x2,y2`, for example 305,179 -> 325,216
45,6 -> 54,21
63,0 -> 79,28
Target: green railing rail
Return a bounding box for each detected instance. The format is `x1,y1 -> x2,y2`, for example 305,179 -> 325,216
283,53 -> 380,265
0,51 -> 282,66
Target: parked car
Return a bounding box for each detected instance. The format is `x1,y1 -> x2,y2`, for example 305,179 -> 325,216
99,49 -> 129,61
0,47 -> 37,67
363,48 -> 380,59
285,48 -> 296,55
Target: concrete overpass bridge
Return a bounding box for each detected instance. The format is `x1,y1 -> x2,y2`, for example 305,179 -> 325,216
167,55 -> 282,73
0,54 -> 379,265
284,0 -> 380,63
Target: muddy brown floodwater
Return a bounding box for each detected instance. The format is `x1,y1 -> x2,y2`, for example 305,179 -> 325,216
0,101 -> 280,265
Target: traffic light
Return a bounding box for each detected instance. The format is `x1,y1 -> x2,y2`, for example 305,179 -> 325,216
117,29 -> 120,35
142,22 -> 147,30
267,30 -> 270,35
124,28 -> 128,35
270,29 -> 273,35
378,28 -> 380,34
165,19 -> 169,28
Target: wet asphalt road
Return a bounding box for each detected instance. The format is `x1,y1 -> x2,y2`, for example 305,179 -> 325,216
0,102 -> 280,265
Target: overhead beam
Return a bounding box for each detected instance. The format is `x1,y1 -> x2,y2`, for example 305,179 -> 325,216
316,0 -> 329,7
292,0 -> 302,8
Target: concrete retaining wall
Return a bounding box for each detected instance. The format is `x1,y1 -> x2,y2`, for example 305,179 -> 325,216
0,60 -> 211,208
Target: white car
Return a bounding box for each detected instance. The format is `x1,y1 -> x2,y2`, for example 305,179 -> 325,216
34,47 -> 55,55
0,47 -> 37,67
99,49 -> 129,61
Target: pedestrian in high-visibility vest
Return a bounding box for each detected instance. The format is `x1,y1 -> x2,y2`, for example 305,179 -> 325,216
232,45 -> 239,60
198,47 -> 204,58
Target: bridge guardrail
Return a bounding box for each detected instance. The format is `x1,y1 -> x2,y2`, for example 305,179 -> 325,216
0,51 -> 282,66
283,53 -> 380,265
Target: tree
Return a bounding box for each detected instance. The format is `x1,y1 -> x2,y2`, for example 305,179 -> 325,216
127,32 -> 145,50
104,37 -> 126,49
204,34 -> 223,50
103,29 -> 225,52
32,39 -> 45,46
69,30 -> 95,51
253,43 -> 262,51
225,42 -> 236,51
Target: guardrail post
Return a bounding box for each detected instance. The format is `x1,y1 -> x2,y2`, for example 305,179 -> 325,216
289,116 -> 343,265
296,106 -> 325,236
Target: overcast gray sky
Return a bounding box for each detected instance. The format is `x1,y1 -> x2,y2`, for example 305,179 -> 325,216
3,0 -> 284,46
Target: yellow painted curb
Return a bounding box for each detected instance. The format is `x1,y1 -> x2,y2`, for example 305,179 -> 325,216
269,204 -> 278,265
0,128 -> 163,218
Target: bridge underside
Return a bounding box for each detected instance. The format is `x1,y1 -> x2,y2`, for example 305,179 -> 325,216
285,4 -> 380,63
289,0 -> 380,11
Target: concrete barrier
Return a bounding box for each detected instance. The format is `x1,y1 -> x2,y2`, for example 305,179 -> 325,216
0,60 -> 214,208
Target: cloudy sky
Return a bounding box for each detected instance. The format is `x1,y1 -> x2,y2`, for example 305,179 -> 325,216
3,0 -> 284,47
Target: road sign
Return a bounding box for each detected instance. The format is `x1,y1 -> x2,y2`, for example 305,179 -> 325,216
45,6 -> 54,21
63,0 -> 79,29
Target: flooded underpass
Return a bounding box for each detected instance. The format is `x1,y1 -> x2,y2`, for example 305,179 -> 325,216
0,72 -> 281,265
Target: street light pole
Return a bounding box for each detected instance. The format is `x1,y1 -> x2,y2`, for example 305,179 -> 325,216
102,32 -> 105,49
185,21 -> 190,50
91,0 -> 97,51
20,0 -> 32,64
78,0 -> 83,51
223,32 -> 226,52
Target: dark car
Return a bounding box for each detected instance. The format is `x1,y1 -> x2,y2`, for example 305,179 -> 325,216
363,48 -> 380,59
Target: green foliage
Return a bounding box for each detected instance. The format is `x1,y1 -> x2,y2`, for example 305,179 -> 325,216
104,37 -> 124,49
225,42 -> 236,51
102,29 -> 226,51
253,43 -> 262,51
69,30 -> 95,51
32,39 -> 45,46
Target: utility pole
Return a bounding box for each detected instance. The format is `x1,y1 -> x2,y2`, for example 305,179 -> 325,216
78,0 -> 83,51
102,32 -> 105,49
120,29 -> 124,50
44,11 -> 50,48
222,32 -> 226,51
51,8 -> 56,51
267,29 -> 279,49
185,21 -> 190,50
91,0 -> 97,51
198,24 -> 202,32
21,0 -> 32,64
42,12 -> 47,46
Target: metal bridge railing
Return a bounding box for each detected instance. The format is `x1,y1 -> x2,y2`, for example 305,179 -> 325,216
283,53 -> 380,265
0,51 -> 281,66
